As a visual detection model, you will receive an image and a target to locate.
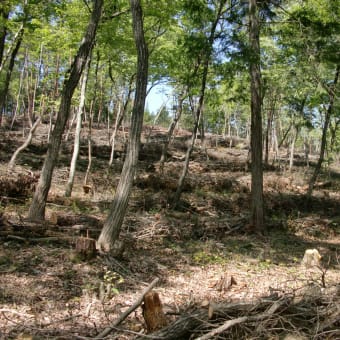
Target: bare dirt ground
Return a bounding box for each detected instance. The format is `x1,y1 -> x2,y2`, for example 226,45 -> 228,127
0,123 -> 339,339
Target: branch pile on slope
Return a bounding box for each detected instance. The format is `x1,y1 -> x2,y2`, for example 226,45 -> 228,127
145,284 -> 339,340
0,172 -> 38,199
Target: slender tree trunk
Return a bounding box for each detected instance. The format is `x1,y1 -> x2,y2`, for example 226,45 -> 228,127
159,90 -> 187,173
172,1 -> 226,206
272,120 -> 279,164
0,6 -> 9,68
97,0 -> 148,252
91,50 -> 100,121
329,118 -> 339,153
54,54 -> 60,99
10,56 -> 25,129
25,63 -> 34,127
264,104 -> 274,165
0,26 -> 24,125
108,77 -> 134,168
288,125 -> 298,171
307,65 -> 339,197
64,108 -> 77,142
30,43 -> 44,123
249,0 -> 264,232
65,57 -> 91,197
28,0 -> 103,220
84,100 -> 94,187
108,100 -> 123,167
0,21 -> 24,75
172,96 -> 203,207
304,136 -> 310,167
96,71 -> 104,126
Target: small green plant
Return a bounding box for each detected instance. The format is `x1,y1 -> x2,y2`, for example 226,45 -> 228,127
192,250 -> 225,265
71,199 -> 80,213
149,206 -> 161,214
103,270 -> 124,295
195,188 -> 207,198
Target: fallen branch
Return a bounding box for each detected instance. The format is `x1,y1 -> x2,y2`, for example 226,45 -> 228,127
94,278 -> 160,339
147,297 -> 291,340
4,234 -> 73,244
144,302 -> 255,340
195,316 -> 248,340
0,308 -> 35,318
195,299 -> 286,340
8,117 -> 41,171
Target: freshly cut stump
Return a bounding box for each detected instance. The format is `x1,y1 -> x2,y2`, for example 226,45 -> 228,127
142,291 -> 167,332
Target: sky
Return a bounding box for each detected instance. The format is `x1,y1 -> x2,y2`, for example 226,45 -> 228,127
145,84 -> 172,114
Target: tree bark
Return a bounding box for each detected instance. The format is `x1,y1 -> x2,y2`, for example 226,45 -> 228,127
0,25 -> 24,125
108,76 -> 134,168
159,89 -> 187,173
84,100 -> 94,187
97,0 -> 148,252
65,57 -> 91,197
28,0 -> 103,220
307,65 -> 340,197
10,54 -> 25,129
0,4 -> 9,68
288,125 -> 298,171
249,0 -> 264,231
264,99 -> 275,165
172,1 -> 226,207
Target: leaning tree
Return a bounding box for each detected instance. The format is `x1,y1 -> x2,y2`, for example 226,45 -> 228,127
28,0 -> 103,220
97,0 -> 149,252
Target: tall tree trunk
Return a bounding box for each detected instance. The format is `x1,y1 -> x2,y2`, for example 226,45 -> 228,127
0,4 -> 9,69
172,94 -> 203,207
0,26 -> 24,125
10,54 -> 26,129
249,0 -> 264,232
288,125 -> 298,171
307,65 -> 340,197
53,54 -> 60,99
84,100 -> 94,187
65,57 -> 91,197
264,102 -> 275,165
172,0 -> 226,206
28,0 -> 103,220
329,118 -> 339,153
159,89 -> 187,173
108,78 -> 134,168
97,0 -> 148,252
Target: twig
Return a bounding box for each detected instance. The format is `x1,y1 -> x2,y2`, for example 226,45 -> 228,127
0,308 -> 35,318
5,235 -> 72,244
195,298 -> 287,340
224,224 -> 243,235
94,278 -> 160,339
195,316 -> 248,340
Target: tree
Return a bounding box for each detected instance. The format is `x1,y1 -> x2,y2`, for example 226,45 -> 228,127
278,0 -> 340,194
249,0 -> 264,231
0,1 -> 10,67
28,0 -> 103,220
307,65 -> 339,196
64,56 -> 91,197
97,0 -> 149,252
172,0 -> 230,206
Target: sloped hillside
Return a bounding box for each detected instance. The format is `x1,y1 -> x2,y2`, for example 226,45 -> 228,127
0,123 -> 339,339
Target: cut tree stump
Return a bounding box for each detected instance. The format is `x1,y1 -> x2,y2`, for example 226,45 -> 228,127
75,236 -> 96,260
142,291 -> 168,332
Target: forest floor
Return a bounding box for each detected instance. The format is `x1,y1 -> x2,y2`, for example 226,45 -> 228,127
0,123 -> 339,339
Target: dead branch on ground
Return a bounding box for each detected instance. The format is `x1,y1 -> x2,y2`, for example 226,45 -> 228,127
95,278 -> 160,339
